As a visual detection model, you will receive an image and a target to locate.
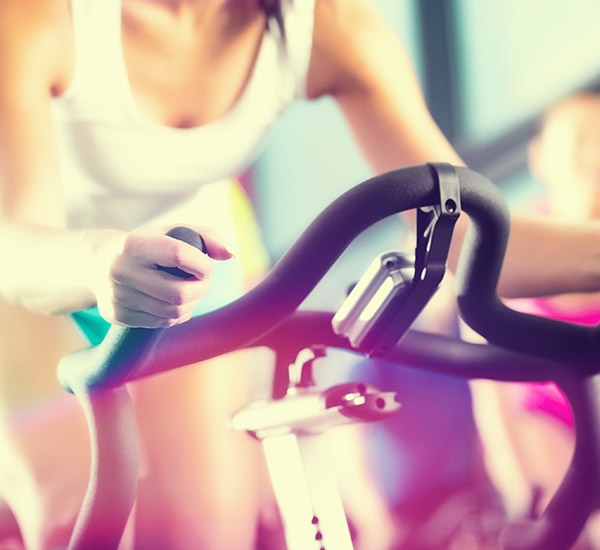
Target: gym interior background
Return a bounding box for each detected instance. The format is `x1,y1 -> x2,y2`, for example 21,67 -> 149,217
252,0 -> 600,310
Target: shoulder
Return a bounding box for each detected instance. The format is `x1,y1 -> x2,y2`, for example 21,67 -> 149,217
0,0 -> 73,95
307,0 -> 407,99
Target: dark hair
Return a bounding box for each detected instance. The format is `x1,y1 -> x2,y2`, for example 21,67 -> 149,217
259,0 -> 285,40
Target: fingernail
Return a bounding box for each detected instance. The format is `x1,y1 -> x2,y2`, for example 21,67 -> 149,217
224,238 -> 239,258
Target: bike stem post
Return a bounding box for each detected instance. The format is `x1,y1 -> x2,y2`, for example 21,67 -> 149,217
262,432 -> 353,550
231,347 -> 399,550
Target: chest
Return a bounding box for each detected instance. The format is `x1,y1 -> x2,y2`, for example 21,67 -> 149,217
50,2 -> 297,202
55,4 -> 267,130
121,14 -> 267,129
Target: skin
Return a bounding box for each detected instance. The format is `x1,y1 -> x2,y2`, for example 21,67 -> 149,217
473,94 -> 600,547
1,0 -> 600,548
528,93 -> 600,307
529,94 -> 600,223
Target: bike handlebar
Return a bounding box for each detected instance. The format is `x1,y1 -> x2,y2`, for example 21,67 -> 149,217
57,164 -> 600,550
58,164 -> 600,390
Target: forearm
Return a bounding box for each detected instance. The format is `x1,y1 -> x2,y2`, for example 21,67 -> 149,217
502,214 -> 600,297
0,223 -> 115,315
450,213 -> 600,298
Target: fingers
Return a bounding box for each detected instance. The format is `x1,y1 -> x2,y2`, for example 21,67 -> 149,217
108,305 -> 194,329
112,282 -> 208,320
122,232 -> 214,280
98,275 -> 213,328
92,225 -> 232,328
172,225 -> 235,261
110,268 -> 211,310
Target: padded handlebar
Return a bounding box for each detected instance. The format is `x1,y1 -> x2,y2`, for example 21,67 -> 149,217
58,164 -> 600,550
59,165 -> 600,390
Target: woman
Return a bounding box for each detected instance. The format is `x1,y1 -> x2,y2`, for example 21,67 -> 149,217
1,0 -> 600,548
472,92 -> 600,549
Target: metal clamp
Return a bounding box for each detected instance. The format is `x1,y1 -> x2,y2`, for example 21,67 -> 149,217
332,162 -> 461,355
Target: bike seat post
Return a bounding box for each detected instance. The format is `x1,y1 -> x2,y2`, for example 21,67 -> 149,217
232,346 -> 400,550
274,349 -> 353,550
262,431 -> 353,550
234,348 -> 354,549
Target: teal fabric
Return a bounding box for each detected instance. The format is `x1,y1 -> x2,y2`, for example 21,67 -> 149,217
71,307 -> 109,346
71,259 -> 245,345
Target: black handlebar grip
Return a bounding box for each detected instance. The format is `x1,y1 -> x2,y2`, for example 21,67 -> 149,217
58,226 -> 207,393
156,226 -> 207,278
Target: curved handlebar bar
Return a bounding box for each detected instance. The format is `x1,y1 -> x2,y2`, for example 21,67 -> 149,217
58,164 -> 600,550
60,163 -> 447,390
59,164 -> 600,390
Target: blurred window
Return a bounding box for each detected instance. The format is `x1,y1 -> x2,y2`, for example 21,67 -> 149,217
454,0 -> 600,143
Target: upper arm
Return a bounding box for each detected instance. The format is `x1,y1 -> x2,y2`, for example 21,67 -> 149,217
307,0 -> 463,173
0,0 -> 73,227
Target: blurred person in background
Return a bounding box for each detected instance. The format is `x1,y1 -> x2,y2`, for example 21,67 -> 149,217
471,91 -> 600,550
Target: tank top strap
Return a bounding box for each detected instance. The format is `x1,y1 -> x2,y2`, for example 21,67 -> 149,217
61,0 -> 123,103
281,0 -> 317,99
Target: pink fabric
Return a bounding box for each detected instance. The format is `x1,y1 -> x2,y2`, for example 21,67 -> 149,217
514,382 -> 573,428
509,297 -> 600,428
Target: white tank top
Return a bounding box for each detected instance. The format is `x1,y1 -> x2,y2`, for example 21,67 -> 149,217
51,0 -> 315,233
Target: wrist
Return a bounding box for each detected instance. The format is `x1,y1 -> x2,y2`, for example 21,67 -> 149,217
81,227 -> 125,308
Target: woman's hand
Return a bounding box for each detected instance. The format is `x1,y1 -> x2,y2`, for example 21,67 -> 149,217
88,225 -> 233,328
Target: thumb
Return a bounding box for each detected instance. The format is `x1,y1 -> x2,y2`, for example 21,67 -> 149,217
174,225 -> 235,260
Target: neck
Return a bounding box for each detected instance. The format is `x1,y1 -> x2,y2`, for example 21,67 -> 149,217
133,0 -> 258,14
123,0 -> 262,33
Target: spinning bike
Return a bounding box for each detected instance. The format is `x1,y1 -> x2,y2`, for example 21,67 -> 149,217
58,163 -> 600,550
